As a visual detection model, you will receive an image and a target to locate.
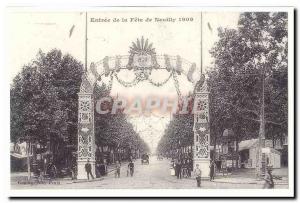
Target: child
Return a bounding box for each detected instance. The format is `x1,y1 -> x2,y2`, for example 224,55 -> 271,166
194,164 -> 202,187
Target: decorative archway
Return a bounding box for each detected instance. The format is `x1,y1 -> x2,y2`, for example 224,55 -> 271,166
77,37 -> 210,179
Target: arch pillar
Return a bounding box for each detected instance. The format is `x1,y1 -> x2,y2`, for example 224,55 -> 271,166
193,75 -> 210,178
77,74 -> 96,179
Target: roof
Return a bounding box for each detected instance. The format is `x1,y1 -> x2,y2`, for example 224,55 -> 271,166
238,139 -> 259,151
238,139 -> 281,154
223,129 -> 234,137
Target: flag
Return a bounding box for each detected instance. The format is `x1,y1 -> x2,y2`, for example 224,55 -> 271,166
207,22 -> 213,33
69,24 -> 75,38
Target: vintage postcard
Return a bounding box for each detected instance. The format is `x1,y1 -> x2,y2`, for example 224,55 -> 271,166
7,7 -> 294,197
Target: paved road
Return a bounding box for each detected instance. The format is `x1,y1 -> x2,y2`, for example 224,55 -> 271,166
96,156 -> 195,189
11,156 -> 288,189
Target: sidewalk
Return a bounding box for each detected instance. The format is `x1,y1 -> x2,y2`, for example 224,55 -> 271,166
11,161 -> 130,185
211,168 -> 289,185
73,160 -> 130,183
212,177 -> 288,185
170,167 -> 289,186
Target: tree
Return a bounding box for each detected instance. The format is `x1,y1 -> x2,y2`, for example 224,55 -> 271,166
208,12 -> 288,172
157,113 -> 194,158
11,48 -> 150,173
11,49 -> 83,169
93,85 -> 150,160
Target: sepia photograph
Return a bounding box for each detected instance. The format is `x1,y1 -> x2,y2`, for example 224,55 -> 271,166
7,7 -> 294,197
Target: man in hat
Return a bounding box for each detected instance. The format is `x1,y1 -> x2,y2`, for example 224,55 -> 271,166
128,160 -> 135,177
85,159 -> 94,180
209,160 -> 216,181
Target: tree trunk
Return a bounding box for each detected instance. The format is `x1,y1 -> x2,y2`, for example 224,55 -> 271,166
27,141 -> 31,180
235,138 -> 239,169
213,131 -> 217,161
32,143 -> 38,177
112,147 -> 115,163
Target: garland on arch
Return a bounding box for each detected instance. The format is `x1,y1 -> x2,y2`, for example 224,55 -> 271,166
106,72 -> 114,95
112,70 -> 182,100
172,70 -> 182,100
114,72 -> 140,88
94,50 -> 185,99
148,71 -> 173,87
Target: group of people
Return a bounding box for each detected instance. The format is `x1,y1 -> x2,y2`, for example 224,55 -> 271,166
171,158 -> 193,179
114,160 -> 135,178
170,158 -> 218,187
84,159 -> 135,180
85,159 -> 109,180
35,161 -> 57,181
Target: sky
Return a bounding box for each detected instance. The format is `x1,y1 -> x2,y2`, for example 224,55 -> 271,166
7,10 -> 239,152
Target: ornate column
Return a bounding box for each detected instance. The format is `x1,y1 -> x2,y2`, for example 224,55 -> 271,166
193,75 -> 210,178
77,74 -> 96,179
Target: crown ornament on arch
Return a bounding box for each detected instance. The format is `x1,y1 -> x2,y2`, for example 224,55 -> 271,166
129,36 -> 156,55
126,36 -> 160,72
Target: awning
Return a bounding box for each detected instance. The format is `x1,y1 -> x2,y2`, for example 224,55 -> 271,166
10,153 -> 32,159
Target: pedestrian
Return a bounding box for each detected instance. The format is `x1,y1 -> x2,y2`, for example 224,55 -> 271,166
38,168 -> 44,182
176,160 -> 182,179
47,160 -> 57,180
171,158 -> 175,167
263,166 -> 274,189
209,160 -> 215,181
95,162 -> 101,178
85,159 -> 94,180
128,160 -> 134,177
174,159 -> 178,177
115,160 -> 121,178
71,166 -> 75,180
70,160 -> 77,180
181,159 -> 188,178
187,159 -> 192,177
194,164 -> 202,187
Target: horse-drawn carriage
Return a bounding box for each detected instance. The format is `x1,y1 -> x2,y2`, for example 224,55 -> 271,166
141,154 -> 149,165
